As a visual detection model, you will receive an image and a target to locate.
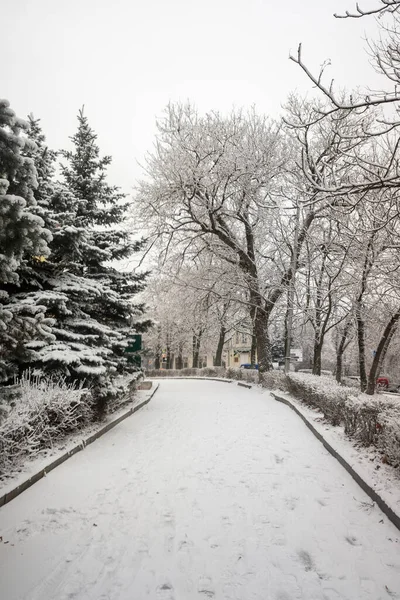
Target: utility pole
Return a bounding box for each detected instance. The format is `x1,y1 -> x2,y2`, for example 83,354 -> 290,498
284,202 -> 301,375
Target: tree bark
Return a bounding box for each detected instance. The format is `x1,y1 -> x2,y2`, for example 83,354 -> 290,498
312,341 -> 322,376
256,304 -> 273,375
249,304 -> 257,366
175,343 -> 183,370
283,296 -> 289,368
366,307 -> 400,395
192,332 -> 202,368
357,313 -> 368,392
250,331 -> 257,367
166,344 -> 172,369
356,237 -> 374,392
155,325 -> 162,370
214,325 -> 226,366
335,319 -> 352,383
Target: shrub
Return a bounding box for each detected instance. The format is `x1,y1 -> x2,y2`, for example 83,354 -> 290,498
263,371 -> 400,469
0,373 -> 92,474
145,366 -> 259,383
92,372 -> 143,417
259,370 -> 287,391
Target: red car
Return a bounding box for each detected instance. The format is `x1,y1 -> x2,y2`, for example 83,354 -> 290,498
376,377 -> 389,389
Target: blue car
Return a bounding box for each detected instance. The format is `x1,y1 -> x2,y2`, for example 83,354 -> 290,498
240,363 -> 259,370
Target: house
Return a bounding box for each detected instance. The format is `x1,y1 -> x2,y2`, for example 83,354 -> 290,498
224,330 -> 253,367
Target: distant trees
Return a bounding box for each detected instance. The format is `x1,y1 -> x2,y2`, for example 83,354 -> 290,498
142,261 -> 247,369
285,1 -> 400,393
134,104 -> 312,377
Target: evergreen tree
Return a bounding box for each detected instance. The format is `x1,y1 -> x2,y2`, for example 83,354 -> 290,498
20,109 -> 149,410
0,100 -> 53,383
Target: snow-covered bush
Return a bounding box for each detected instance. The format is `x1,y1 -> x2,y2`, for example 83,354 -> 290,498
259,370 -> 287,391
92,371 -> 143,417
285,373 -> 348,426
0,373 -> 92,474
265,371 -> 400,468
225,367 -> 243,380
145,367 -> 258,383
377,404 -> 400,467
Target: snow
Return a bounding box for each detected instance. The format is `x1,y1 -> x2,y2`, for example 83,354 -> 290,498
270,386 -> 400,521
0,386 -> 152,497
0,380 -> 399,600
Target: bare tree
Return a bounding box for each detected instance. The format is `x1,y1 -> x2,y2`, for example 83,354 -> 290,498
134,104 -> 293,375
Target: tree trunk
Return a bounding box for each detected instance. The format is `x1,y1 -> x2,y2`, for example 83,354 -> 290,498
250,331 -> 257,367
192,332 -> 202,368
283,296 -> 289,367
336,351 -> 344,384
312,340 -> 322,376
166,344 -> 171,369
335,320 -> 352,384
356,237 -> 374,392
175,344 -> 183,370
255,305 -> 272,376
214,325 -> 226,366
155,325 -> 162,370
357,311 -> 368,392
250,304 -> 257,367
366,307 -> 400,395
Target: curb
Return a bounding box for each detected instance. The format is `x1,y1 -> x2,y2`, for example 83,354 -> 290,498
271,392 -> 400,533
147,377 -> 233,384
148,377 -> 258,386
0,383 -> 159,508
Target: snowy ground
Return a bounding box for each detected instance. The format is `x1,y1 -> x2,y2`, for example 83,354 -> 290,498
0,386 -> 152,496
0,380 -> 399,600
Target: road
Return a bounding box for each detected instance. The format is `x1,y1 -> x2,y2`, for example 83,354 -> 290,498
0,379 -> 399,600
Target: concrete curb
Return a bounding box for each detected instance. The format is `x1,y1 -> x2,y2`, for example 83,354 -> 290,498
147,377 -> 234,384
148,377 -> 258,386
0,383 -> 159,508
271,391 -> 400,533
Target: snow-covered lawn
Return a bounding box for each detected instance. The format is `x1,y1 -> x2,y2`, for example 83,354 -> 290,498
0,380 -> 399,600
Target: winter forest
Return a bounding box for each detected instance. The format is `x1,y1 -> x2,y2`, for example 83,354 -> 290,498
2,0 -> 400,467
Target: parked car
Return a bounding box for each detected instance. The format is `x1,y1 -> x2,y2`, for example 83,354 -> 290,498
376,377 -> 400,392
376,377 -> 389,389
240,363 -> 259,370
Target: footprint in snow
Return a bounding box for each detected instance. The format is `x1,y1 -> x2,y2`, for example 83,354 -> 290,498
345,535 -> 361,546
274,455 -> 284,464
162,512 -> 175,526
156,582 -> 175,600
285,496 -> 298,511
221,515 -> 232,527
198,576 -> 214,597
178,537 -> 193,552
297,549 -> 314,572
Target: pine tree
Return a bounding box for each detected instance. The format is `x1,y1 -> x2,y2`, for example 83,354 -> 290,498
0,100 -> 53,383
20,109 -> 149,411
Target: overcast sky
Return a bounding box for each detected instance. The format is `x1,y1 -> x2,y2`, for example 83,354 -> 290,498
3,0 -> 387,191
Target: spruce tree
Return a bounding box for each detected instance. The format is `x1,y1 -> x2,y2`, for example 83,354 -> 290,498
0,100 -> 53,383
21,110 -> 149,410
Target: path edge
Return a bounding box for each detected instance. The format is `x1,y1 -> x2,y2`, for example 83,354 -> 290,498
271,391 -> 400,533
0,383 -> 159,508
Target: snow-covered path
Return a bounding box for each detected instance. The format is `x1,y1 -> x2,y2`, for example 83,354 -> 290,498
0,380 -> 399,600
